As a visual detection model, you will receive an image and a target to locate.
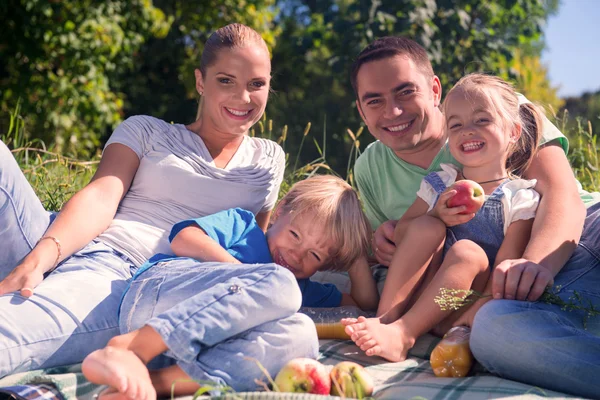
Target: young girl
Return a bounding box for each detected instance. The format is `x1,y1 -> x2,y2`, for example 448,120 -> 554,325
343,73 -> 544,362
82,175 -> 378,400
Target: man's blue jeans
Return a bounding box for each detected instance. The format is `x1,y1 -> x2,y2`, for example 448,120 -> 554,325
471,202 -> 600,399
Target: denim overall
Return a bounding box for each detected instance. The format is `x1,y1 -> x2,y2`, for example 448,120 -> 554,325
424,171 -> 507,267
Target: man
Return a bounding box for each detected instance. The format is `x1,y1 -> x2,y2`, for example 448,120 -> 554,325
351,36 -> 600,398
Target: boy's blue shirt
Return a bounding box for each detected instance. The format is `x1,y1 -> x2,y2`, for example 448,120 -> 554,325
133,208 -> 342,308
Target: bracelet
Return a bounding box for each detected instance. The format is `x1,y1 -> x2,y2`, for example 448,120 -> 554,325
38,236 -> 62,272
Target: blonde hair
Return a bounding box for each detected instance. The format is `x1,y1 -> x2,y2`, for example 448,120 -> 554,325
275,175 -> 371,271
195,23 -> 270,120
443,73 -> 543,177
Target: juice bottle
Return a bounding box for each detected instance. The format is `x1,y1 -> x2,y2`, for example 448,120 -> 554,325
429,325 -> 474,377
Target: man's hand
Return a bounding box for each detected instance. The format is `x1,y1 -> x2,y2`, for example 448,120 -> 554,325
372,220 -> 397,266
0,261 -> 45,298
428,190 -> 475,227
493,258 -> 554,301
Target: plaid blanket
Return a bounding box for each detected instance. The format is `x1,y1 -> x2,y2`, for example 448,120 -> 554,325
0,335 -> 581,400
0,268 -> 586,399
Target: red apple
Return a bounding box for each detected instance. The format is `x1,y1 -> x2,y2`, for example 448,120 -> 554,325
274,358 -> 331,394
446,180 -> 485,214
330,361 -> 374,398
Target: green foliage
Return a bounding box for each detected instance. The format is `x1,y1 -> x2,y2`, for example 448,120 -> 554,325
562,90 -> 600,140
0,0 -> 172,156
267,0 -> 556,171
2,103 -> 98,211
506,49 -> 564,113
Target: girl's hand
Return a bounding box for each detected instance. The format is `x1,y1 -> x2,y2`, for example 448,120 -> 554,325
372,220 -> 397,266
428,190 -> 475,227
492,258 -> 554,301
0,261 -> 45,298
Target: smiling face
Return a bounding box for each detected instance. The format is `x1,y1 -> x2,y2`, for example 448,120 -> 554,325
355,55 -> 444,156
266,211 -> 335,279
445,87 -> 518,175
195,45 -> 271,136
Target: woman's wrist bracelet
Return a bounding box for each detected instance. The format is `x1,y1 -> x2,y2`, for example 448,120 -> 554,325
37,236 -> 62,272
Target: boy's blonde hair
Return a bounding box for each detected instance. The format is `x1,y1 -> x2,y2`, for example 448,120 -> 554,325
275,175 -> 371,271
443,73 -> 543,178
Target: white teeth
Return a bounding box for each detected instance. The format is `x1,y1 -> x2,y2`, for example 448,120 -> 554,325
387,122 -> 410,132
462,141 -> 484,151
226,108 -> 250,116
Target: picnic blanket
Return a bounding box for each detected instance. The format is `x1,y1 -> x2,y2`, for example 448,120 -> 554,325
0,335 -> 581,400
0,268 -> 587,400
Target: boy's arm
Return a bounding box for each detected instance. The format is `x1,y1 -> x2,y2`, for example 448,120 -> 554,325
340,257 -> 379,311
170,225 -> 241,264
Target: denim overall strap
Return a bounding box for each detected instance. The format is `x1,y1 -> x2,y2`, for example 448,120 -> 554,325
423,171 -> 449,206
445,180 -> 509,266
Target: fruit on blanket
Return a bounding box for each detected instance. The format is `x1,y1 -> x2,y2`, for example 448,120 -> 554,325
315,322 -> 351,340
274,358 -> 331,394
446,180 -> 485,214
430,326 -> 474,377
330,361 -> 374,398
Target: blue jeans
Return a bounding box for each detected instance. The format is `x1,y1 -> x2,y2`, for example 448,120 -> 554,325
0,140 -> 137,377
121,259 -> 319,392
470,202 -> 600,399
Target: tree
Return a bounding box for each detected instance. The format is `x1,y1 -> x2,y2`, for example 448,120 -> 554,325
0,0 -> 171,155
506,49 -> 564,115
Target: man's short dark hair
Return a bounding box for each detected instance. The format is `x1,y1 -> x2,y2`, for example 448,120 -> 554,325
350,37 -> 434,96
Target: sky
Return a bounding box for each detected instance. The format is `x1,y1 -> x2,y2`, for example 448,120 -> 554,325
542,0 -> 600,98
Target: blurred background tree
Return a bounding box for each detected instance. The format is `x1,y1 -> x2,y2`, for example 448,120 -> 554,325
4,0 -> 596,175
0,0 -> 172,156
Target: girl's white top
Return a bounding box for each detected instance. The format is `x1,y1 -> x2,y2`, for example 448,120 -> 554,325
96,115 -> 285,266
417,163 -> 540,234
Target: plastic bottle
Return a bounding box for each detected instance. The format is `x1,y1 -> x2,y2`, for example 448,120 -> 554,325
429,325 -> 474,377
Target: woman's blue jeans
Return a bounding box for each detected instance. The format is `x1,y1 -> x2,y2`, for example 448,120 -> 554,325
121,260 -> 318,391
0,140 -> 136,377
471,202 -> 600,399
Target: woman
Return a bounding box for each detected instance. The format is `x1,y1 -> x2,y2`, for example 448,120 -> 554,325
0,23 -> 316,378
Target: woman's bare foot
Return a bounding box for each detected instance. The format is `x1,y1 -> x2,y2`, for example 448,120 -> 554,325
82,347 -> 157,400
345,316 -> 416,362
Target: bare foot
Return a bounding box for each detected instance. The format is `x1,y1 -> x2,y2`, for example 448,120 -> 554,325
82,347 -> 157,400
345,316 -> 416,362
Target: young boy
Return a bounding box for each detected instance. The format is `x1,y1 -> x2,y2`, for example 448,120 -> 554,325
83,175 -> 378,400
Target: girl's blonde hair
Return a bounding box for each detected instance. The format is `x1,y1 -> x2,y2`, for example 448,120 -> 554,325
443,73 -> 543,177
195,23 -> 269,120
274,175 -> 371,271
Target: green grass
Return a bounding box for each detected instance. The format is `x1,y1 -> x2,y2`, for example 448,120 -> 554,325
3,106 -> 599,211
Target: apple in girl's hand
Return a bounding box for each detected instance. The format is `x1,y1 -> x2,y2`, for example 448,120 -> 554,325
446,180 -> 485,214
330,361 -> 375,398
274,358 -> 331,394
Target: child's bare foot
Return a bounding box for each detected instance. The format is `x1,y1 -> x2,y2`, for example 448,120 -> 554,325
82,347 -> 157,400
345,316 -> 416,362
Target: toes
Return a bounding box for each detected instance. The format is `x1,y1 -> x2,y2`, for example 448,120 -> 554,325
366,345 -> 382,357
340,318 -> 358,326
359,339 -> 378,352
353,332 -> 372,347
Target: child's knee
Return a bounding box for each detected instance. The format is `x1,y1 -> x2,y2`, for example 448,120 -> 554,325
396,215 -> 445,243
446,240 -> 488,273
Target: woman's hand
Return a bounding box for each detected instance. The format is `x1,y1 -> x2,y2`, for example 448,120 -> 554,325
0,261 -> 45,297
493,258 -> 554,301
428,190 -> 474,227
372,220 -> 397,266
